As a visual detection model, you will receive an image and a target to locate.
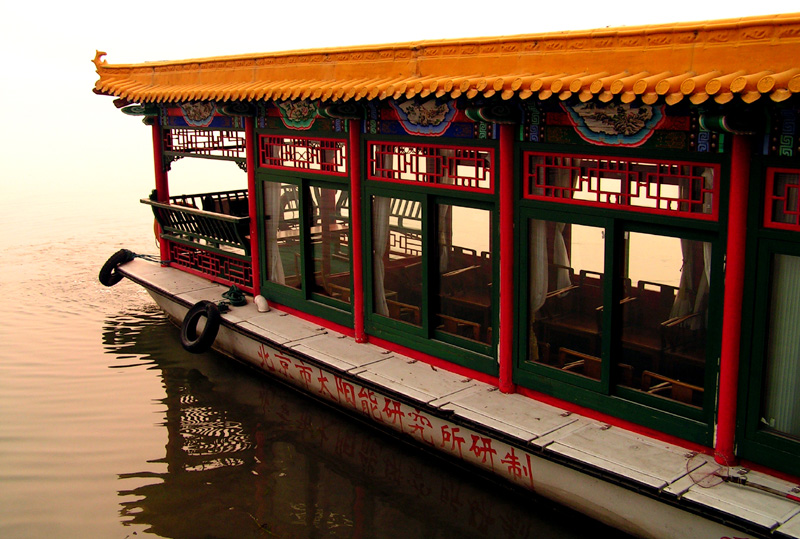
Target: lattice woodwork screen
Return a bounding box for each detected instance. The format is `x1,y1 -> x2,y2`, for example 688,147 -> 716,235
523,152 -> 718,220
169,243 -> 253,291
765,168 -> 800,231
258,135 -> 348,176
368,142 -> 494,192
164,129 -> 246,160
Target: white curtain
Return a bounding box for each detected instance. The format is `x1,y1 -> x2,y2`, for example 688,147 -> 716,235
373,196 -> 391,316
437,149 -> 456,272
554,222 -> 572,290
265,182 -> 285,285
530,220 -> 548,314
530,158 -> 578,311
763,254 -> 800,436
671,167 -> 714,326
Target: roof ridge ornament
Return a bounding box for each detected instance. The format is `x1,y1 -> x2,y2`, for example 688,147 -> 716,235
93,51 -> 107,70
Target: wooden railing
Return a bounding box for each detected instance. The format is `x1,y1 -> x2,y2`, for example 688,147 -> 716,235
142,191 -> 254,291
143,199 -> 251,256
169,189 -> 250,217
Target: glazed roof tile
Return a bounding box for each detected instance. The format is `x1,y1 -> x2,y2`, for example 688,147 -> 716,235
94,13 -> 800,106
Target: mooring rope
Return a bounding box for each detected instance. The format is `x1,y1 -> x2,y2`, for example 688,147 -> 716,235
131,252 -> 171,265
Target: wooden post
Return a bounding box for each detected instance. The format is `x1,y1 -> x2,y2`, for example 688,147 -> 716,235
151,121 -> 170,266
715,133 -> 751,466
245,116 -> 261,297
349,120 -> 366,342
498,124 -> 515,393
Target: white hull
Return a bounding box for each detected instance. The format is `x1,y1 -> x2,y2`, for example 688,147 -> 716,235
120,258 -> 799,539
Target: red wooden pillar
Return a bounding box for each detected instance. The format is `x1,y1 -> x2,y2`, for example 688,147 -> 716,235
715,133 -> 752,466
245,116 -> 261,296
151,121 -> 170,266
349,120 -> 366,343
498,124 -> 515,393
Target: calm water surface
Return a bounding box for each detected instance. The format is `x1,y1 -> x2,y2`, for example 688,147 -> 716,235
0,186 -> 631,538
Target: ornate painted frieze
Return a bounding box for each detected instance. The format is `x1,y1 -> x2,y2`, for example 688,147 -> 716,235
365,99 -> 496,140
389,99 -> 458,136
257,102 -> 346,134
276,99 -> 319,130
161,103 -> 245,130
561,102 -> 665,147
179,101 -> 217,127
522,101 -> 718,153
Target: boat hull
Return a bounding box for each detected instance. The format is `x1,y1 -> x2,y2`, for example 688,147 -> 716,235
119,258 -> 768,539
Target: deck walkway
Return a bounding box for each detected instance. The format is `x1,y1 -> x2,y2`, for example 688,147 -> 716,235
119,258 -> 800,539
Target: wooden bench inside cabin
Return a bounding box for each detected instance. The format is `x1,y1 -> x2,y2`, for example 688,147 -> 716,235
558,347 -> 633,385
641,370 -> 704,406
539,269 -> 604,354
437,314 -> 481,341
386,299 -> 421,325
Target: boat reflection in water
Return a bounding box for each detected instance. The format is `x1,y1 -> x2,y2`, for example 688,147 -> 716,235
103,309 -> 630,538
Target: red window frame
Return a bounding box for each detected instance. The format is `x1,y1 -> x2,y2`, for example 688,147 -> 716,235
764,167 -> 800,231
164,128 -> 246,160
522,151 -> 719,221
258,135 -> 348,176
367,141 -> 495,193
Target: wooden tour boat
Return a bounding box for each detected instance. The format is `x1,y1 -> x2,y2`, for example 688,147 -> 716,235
95,13 -> 800,538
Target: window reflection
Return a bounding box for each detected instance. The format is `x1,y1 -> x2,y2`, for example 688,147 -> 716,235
436,205 -> 492,343
528,222 -> 710,405
309,187 -> 351,302
264,183 -> 301,289
372,196 -> 423,326
263,184 -> 351,301
621,233 -> 709,407
529,221 -> 604,380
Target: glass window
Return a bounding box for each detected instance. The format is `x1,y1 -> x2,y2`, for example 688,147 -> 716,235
436,205 -> 492,343
262,182 -> 351,303
527,220 -> 710,406
761,253 -> 800,439
529,220 -> 605,380
264,182 -> 301,289
620,233 -> 709,407
309,187 -> 351,302
372,196 -> 423,326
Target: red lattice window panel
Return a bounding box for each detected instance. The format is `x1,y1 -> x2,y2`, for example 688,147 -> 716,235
765,168 -> 800,231
168,243 -> 253,292
258,135 -> 347,176
523,152 -> 718,220
164,129 -> 246,160
368,142 -> 494,193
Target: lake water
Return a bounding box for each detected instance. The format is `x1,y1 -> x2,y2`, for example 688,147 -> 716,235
0,180 -> 632,538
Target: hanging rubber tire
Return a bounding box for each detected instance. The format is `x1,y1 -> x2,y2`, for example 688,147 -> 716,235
99,249 -> 135,287
180,301 -> 221,354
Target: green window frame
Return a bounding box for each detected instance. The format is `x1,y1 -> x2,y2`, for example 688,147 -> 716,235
739,165 -> 800,477
514,148 -> 724,445
363,137 -> 500,375
257,173 -> 353,327
255,126 -> 353,328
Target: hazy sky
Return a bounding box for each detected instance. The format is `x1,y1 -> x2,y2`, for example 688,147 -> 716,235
1,1 -> 798,203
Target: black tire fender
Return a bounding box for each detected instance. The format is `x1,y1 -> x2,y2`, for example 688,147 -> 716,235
180,301 -> 221,354
98,249 -> 135,287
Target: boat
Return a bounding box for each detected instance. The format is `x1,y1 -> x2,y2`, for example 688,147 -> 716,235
94,13 -> 800,538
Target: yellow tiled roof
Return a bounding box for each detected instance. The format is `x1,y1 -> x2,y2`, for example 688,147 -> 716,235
94,13 -> 800,107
